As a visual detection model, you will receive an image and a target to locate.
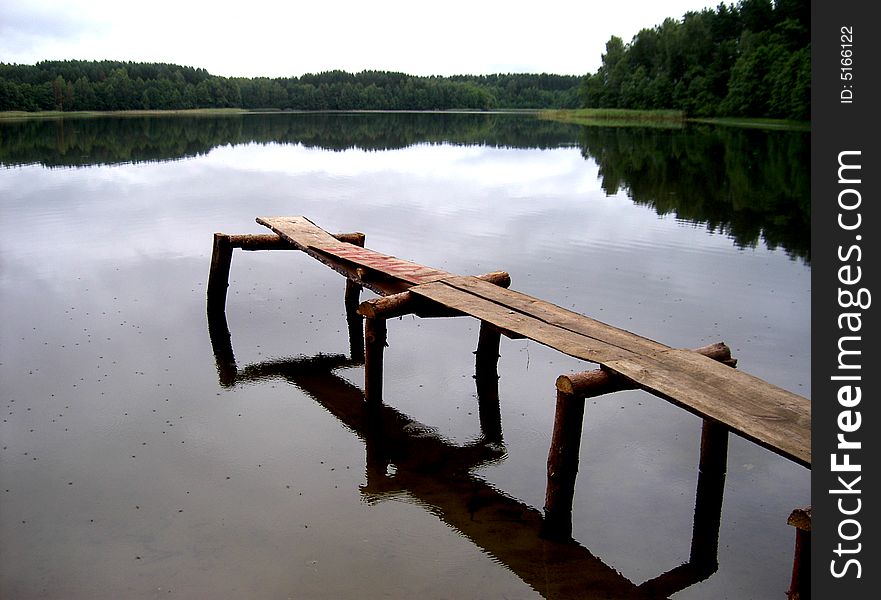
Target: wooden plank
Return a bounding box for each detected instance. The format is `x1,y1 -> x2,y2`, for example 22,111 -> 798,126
410,278 -> 810,467
604,351 -> 810,466
256,216 -> 401,294
443,276 -> 671,356
317,243 -> 451,284
258,216 -> 451,286
409,279 -> 634,365
257,216 -> 341,251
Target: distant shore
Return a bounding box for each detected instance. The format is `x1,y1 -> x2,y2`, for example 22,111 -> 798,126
1,107 -> 810,130
0,108 -> 546,120
0,108 -> 252,120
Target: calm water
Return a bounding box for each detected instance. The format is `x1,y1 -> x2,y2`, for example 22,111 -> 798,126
1,113 -> 809,599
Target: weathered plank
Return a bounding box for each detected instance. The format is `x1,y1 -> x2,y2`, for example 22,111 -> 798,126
409,278 -> 635,365
257,216 -> 340,249
443,276 -> 671,356
410,277 -> 810,467
605,351 -> 810,466
258,216 -> 451,288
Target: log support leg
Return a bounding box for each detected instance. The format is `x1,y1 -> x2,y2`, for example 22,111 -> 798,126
208,230 -> 364,312
343,233 -> 366,361
635,422 -> 729,597
689,419 -> 729,570
786,507 -> 811,600
357,270 -> 510,410
206,302 -> 237,387
364,317 -> 388,405
545,342 -> 737,543
207,233 -> 234,310
475,320 -> 501,375
543,389 -> 586,540
346,280 -> 365,360
474,321 -> 503,443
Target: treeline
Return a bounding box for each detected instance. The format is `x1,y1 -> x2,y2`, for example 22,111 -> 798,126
0,113 -> 583,167
580,0 -> 809,119
0,61 -> 581,112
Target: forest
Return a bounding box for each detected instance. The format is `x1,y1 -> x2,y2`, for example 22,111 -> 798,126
0,64 -> 580,112
0,0 -> 808,119
580,0 -> 809,119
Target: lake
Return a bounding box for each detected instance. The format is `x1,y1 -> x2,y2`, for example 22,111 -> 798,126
0,112 -> 810,599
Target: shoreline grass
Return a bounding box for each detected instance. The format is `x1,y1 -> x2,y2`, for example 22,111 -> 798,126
540,108 -> 809,131
539,108 -> 686,128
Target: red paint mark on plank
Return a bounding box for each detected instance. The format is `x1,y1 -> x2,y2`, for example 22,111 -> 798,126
318,243 -> 450,283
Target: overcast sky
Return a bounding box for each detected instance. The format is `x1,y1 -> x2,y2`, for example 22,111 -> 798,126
2,0 -> 724,78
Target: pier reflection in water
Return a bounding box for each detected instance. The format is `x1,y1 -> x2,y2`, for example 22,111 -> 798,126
207,280 -> 728,600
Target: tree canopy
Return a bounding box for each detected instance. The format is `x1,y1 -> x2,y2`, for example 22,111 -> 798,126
579,0 -> 809,119
1,1 -> 809,119
0,61 -> 580,112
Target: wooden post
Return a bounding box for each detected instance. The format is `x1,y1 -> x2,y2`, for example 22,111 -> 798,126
364,317 -> 387,405
229,233 -> 293,250
543,388 -> 587,540
358,291 -> 420,319
206,301 -> 238,387
689,419 -> 729,569
545,343 -> 737,543
208,230 -> 364,311
639,420 -> 730,597
786,507 -> 811,600
345,278 -> 363,315
343,233 -> 366,361
475,320 -> 502,375
333,232 -> 366,246
358,269 -> 510,413
474,321 -> 503,443
472,275 -> 510,443
346,293 -> 365,362
207,233 -> 234,309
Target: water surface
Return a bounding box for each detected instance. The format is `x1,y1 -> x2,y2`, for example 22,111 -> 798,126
1,113 -> 810,599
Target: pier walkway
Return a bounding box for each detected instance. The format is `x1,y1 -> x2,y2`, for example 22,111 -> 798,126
207,215 -> 811,598
238,216 -> 810,467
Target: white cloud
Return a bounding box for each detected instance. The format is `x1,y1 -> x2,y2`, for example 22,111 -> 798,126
2,0 -> 724,77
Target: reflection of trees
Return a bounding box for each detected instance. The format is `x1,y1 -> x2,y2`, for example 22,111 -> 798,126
578,125 -> 810,262
0,113 -> 581,168
0,113 -> 809,261
0,115 -> 243,166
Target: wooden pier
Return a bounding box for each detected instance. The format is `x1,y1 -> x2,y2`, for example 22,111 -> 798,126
207,215 -> 812,598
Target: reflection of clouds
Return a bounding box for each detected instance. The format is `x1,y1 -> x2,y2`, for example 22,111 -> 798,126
3,144 -> 606,278
1,141 -> 809,398
200,143 -> 602,197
